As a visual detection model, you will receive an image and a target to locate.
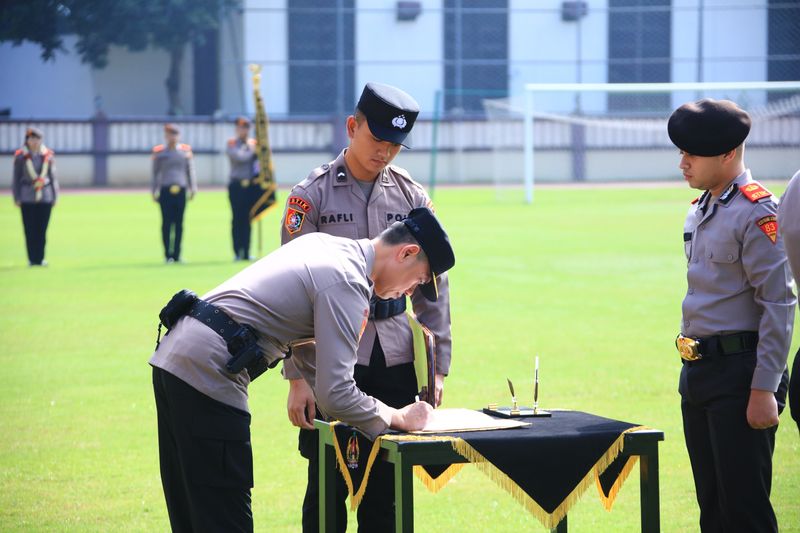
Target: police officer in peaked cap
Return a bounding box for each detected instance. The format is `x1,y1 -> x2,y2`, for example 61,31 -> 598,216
279,82 -> 454,532
670,98 -> 795,532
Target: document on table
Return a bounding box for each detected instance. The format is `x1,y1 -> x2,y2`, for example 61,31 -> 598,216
412,408 -> 531,433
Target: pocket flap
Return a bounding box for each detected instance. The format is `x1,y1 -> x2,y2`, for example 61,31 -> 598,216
708,244 -> 740,263
192,410 -> 250,440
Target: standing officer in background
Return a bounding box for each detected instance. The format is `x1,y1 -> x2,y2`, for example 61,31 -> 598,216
778,168 -> 800,435
280,82 -> 452,533
669,99 -> 795,532
227,116 -> 258,261
12,127 -> 59,266
151,123 -> 197,263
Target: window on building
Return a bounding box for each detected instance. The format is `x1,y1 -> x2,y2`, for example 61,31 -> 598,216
288,0 -> 355,116
444,0 -> 508,115
607,0 -> 671,113
767,0 -> 800,101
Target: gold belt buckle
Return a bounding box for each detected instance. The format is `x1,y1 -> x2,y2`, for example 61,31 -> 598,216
676,335 -> 702,361
241,179 -> 250,188
169,184 -> 181,195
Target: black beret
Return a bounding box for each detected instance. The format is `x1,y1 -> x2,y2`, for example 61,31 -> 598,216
402,207 -> 455,301
668,98 -> 751,156
357,82 -> 419,148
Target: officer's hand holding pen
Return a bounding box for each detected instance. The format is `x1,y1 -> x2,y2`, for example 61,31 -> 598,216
391,399 -> 432,432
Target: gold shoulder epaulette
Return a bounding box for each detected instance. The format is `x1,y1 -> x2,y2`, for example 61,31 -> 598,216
740,182 -> 772,203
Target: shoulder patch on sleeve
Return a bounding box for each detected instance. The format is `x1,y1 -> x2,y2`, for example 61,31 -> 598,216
756,215 -> 778,244
227,138 -> 236,147
740,182 -> 773,203
152,144 -> 165,153
288,195 -> 313,213
284,208 -> 306,234
247,138 -> 257,146
178,143 -> 192,152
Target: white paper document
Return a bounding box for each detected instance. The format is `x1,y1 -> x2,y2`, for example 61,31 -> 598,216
412,408 -> 531,433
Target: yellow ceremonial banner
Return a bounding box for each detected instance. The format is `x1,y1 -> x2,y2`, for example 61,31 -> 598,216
407,311 -> 436,406
248,64 -> 277,223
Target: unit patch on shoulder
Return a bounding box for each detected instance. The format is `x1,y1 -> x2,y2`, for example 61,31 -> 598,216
285,207 -> 306,234
740,182 -> 772,203
358,308 -> 369,341
288,195 -> 312,213
756,215 -> 778,244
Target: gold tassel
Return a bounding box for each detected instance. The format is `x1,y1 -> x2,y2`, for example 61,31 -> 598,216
328,423 -> 385,510
413,464 -> 465,493
446,426 -> 650,529
595,456 -> 639,511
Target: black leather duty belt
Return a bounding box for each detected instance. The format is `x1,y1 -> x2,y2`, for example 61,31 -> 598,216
676,331 -> 758,363
188,299 -> 276,380
369,297 -> 407,320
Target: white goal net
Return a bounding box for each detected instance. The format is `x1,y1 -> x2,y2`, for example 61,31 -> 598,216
483,81 -> 800,203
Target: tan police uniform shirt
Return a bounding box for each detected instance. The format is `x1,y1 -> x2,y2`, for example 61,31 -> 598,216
279,150 -> 453,381
151,143 -> 198,196
149,233 -> 394,440
778,169 -> 800,291
682,170 -> 796,391
227,138 -> 257,182
12,146 -> 58,204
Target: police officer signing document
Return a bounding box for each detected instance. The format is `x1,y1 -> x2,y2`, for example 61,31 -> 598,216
670,99 -> 796,532
150,207 -> 455,532
280,82 -> 452,532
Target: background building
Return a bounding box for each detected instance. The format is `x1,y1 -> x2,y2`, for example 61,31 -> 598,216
1,0 -> 798,186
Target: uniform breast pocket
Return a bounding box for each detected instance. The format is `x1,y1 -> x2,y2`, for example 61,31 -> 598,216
707,243 -> 745,292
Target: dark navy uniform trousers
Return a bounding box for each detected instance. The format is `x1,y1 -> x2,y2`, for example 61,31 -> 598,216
680,352 -> 788,533
229,182 -> 255,260
299,338 -> 417,533
20,202 -> 52,265
152,367 -> 254,533
159,186 -> 186,261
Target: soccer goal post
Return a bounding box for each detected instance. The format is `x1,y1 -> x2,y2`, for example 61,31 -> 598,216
506,81 -> 800,204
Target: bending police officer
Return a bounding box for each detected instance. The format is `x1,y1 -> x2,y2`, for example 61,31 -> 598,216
280,83 -> 452,533
150,207 -> 455,532
670,99 -> 795,532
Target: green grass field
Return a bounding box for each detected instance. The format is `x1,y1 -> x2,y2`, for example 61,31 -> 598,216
1,185 -> 798,532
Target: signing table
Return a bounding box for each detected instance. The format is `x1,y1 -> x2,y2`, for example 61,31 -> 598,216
315,410 -> 664,532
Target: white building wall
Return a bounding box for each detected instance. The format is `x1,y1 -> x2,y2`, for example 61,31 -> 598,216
356,0 -> 444,115
0,37 -> 96,118
508,0 -> 609,114
243,0 -> 289,116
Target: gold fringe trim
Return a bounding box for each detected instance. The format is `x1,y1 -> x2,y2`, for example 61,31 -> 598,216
328,423 -> 384,510
446,425 -> 649,529
413,464 -> 465,493
595,455 -> 639,511
249,186 -> 278,222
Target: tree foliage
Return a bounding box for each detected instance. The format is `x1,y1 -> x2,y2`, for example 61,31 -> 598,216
0,0 -> 240,114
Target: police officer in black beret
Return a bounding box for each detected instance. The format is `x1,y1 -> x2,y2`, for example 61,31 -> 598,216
670,99 -> 795,532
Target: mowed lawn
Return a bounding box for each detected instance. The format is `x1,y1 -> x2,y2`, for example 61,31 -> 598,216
0,185 -> 798,532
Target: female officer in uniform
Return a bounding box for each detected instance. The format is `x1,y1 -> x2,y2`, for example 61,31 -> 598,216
12,127 -> 58,266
